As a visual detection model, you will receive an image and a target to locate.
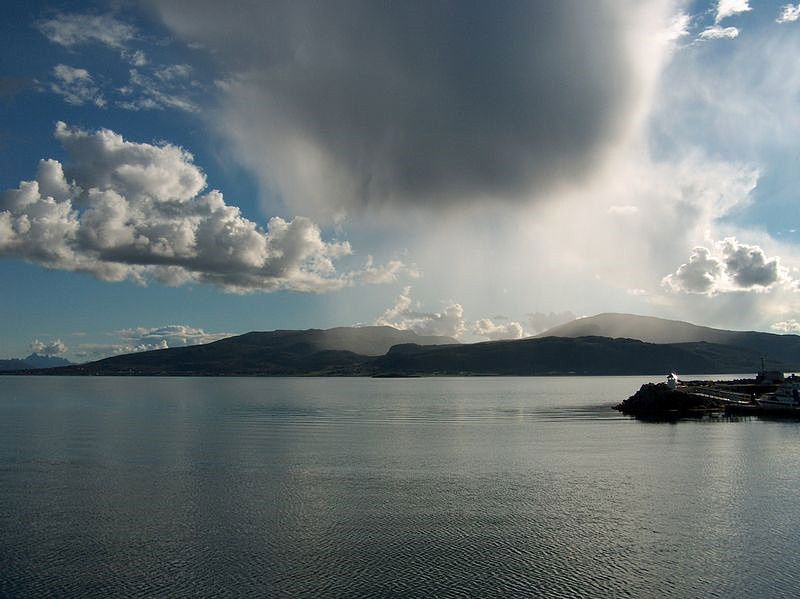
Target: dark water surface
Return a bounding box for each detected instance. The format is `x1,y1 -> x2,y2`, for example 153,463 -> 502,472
1,375 -> 799,597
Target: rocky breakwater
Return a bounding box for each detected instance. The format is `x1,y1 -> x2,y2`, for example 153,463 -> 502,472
615,383 -> 726,418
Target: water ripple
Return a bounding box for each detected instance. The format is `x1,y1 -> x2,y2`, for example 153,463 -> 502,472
1,376 -> 799,597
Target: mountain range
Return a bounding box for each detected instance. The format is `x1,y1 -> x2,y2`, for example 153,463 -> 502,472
538,313 -> 800,366
0,353 -> 73,372
8,313 -> 799,377
34,327 -> 458,376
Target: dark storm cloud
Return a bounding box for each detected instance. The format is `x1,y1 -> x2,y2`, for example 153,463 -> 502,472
150,0 -> 650,212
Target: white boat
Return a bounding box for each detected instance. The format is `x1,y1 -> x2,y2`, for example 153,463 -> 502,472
757,381 -> 800,412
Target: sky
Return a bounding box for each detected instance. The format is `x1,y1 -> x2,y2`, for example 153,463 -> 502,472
3,0 -> 800,361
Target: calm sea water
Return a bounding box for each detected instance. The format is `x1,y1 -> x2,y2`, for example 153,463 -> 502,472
1,375 -> 799,597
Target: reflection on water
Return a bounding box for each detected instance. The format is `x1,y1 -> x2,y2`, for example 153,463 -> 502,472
1,376 -> 799,596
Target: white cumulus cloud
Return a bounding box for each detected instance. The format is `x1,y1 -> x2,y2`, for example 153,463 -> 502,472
117,68 -> 198,112
122,49 -> 148,67
472,318 -> 525,341
30,338 -> 68,356
375,288 -> 559,341
771,319 -> 800,333
50,65 -> 106,107
777,4 -> 800,23
699,25 -> 740,39
662,247 -> 723,294
663,238 -> 787,295
376,287 -> 466,339
0,123 -> 410,293
154,64 -> 192,81
36,13 -> 136,48
118,324 -> 233,347
715,0 -> 751,23
75,324 -> 235,360
37,12 -> 200,114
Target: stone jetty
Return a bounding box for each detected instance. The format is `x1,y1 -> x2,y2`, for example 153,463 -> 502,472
615,378 -> 777,419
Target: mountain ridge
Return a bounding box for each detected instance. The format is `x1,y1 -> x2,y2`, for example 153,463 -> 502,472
537,313 -> 800,366
26,326 -> 458,376
7,316 -> 799,377
0,353 -> 73,372
372,335 -> 773,376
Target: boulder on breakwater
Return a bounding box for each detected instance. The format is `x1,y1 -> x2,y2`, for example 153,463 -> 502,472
615,383 -> 725,417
